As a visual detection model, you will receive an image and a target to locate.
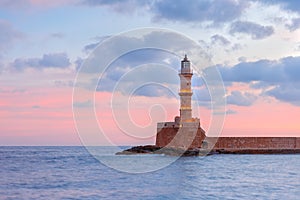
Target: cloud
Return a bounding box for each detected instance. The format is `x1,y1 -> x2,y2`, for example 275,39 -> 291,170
211,34 -> 231,46
0,0 -> 75,9
39,53 -> 70,67
286,18 -> 300,31
0,19 -> 24,53
81,0 -> 149,13
32,105 -> 41,109
83,35 -> 111,53
96,49 -> 180,97
218,56 -> 300,106
227,91 -> 257,106
226,109 -> 237,114
199,34 -> 243,54
50,32 -> 65,39
219,56 -> 300,83
74,57 -> 84,71
194,87 -> 211,102
229,21 -> 274,40
73,99 -> 93,108
219,59 -> 281,83
263,0 -> 300,14
151,0 -> 249,24
238,56 -> 247,62
89,34 -> 212,96
79,30 -> 203,74
53,80 -> 73,87
266,83 -> 300,106
81,0 -> 249,25
133,84 -> 177,98
213,109 -> 237,115
0,88 -> 26,94
83,42 -> 99,53
12,52 -> 71,70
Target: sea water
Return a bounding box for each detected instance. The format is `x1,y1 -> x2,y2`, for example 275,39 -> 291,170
0,146 -> 299,199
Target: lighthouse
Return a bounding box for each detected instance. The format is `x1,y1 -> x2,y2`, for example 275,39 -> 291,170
155,55 -> 205,148
179,55 -> 193,123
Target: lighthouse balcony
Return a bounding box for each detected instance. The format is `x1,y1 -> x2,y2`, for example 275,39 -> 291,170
179,71 -> 193,75
179,68 -> 193,74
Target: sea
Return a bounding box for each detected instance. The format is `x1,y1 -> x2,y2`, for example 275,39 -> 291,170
0,146 -> 299,200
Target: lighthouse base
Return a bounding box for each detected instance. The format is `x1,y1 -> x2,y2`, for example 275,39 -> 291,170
156,123 -> 206,149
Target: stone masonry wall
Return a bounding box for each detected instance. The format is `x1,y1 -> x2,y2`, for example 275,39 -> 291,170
296,138 -> 300,148
210,137 -> 299,149
156,127 -> 206,149
156,127 -> 300,150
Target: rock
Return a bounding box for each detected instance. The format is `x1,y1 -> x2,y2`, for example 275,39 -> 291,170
116,145 -> 212,156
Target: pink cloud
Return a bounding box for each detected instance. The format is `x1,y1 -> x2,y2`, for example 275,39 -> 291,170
1,81 -> 299,146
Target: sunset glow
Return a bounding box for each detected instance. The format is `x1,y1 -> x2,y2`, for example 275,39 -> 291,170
0,0 -> 300,145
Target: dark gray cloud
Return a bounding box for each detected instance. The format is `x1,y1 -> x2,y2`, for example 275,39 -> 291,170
13,52 -> 71,70
227,91 -> 257,106
151,0 -> 249,24
78,30 -> 208,100
194,76 -> 256,107
230,21 -> 274,40
266,83 -> 300,106
0,19 -> 24,53
218,59 -> 282,83
96,49 -> 180,96
81,0 -> 249,25
39,53 -> 70,67
194,86 -> 257,108
80,30 -> 201,74
217,56 -> 300,106
219,56 -> 300,83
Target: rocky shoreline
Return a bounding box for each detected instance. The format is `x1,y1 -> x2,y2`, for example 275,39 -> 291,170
116,145 -> 300,156
116,145 -> 212,156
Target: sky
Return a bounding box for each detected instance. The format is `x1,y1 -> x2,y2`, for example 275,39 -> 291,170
0,0 -> 300,146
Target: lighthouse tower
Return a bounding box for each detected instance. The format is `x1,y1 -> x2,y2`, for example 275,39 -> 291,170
179,55 -> 193,123
155,55 -> 205,148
